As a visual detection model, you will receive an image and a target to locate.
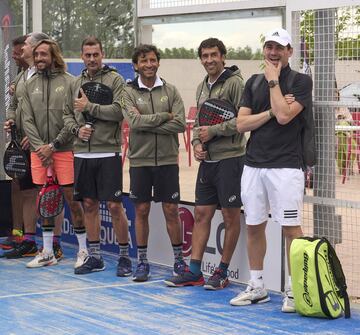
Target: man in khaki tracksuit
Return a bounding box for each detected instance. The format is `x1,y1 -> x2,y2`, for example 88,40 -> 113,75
121,44 -> 186,282
21,39 -> 84,268
165,38 -> 246,290
63,36 -> 131,276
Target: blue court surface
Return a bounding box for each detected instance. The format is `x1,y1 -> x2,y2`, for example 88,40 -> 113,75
0,243 -> 359,335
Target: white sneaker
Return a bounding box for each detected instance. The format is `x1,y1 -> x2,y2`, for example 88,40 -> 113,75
74,249 -> 89,269
282,290 -> 296,313
26,251 -> 58,268
230,281 -> 270,306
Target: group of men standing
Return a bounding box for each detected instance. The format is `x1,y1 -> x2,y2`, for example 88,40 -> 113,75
2,27 -> 312,312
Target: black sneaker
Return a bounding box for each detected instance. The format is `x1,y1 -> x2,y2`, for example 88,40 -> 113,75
173,259 -> 188,276
74,255 -> 105,275
164,269 -> 205,287
204,268 -> 229,290
132,262 -> 150,282
5,240 -> 38,259
117,256 -> 132,277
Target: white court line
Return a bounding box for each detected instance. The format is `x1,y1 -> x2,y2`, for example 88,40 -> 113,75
0,279 -> 164,299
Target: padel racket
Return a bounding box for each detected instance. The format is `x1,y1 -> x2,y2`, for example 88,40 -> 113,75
3,124 -> 30,179
198,98 -> 237,149
37,166 -> 64,219
79,81 -> 113,124
79,81 -> 113,140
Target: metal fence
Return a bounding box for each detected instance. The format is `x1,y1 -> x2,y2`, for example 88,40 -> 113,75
292,5 -> 360,298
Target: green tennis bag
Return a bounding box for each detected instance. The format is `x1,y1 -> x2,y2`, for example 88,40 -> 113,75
290,237 -> 350,319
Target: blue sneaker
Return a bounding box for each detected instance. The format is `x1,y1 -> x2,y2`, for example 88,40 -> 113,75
173,259 -> 188,275
132,262 -> 150,282
164,269 -> 205,287
74,255 -> 105,275
117,256 -> 132,277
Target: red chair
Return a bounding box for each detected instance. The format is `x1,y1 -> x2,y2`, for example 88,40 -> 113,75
121,121 -> 130,166
350,111 -> 360,174
183,106 -> 198,166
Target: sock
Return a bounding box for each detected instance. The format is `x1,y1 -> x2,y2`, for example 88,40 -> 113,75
74,227 -> 87,251
53,235 -> 61,246
250,270 -> 264,288
119,243 -> 129,258
88,241 -> 101,259
12,229 -> 23,237
288,275 -> 292,290
42,230 -> 54,254
189,259 -> 202,275
172,243 -> 183,262
218,261 -> 229,278
24,233 -> 36,242
137,245 -> 148,264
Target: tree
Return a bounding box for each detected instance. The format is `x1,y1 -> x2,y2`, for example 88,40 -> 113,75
159,45 -> 262,60
41,0 -> 134,58
301,8 -> 360,62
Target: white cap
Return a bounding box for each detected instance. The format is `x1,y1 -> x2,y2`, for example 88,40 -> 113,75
264,28 -> 292,47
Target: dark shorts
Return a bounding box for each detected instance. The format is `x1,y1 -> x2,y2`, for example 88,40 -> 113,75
18,150 -> 36,190
195,155 -> 244,208
74,154 -> 123,202
129,165 -> 180,203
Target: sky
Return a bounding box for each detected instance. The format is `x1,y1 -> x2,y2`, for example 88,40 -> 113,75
152,16 -> 282,51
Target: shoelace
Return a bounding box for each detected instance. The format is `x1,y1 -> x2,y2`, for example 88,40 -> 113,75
211,268 -> 224,280
137,262 -> 148,272
175,260 -> 187,273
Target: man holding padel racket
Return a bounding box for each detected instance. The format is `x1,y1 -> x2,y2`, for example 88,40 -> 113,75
165,38 -> 246,290
2,35 -> 30,252
21,39 -> 84,268
64,36 -> 131,276
121,44 -> 186,282
3,33 -> 64,260
230,28 -> 313,312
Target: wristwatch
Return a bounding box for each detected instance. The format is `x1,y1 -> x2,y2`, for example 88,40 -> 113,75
49,139 -> 61,151
268,80 -> 279,88
71,126 -> 80,137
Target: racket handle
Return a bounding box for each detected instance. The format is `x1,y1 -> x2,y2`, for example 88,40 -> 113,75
10,124 -> 17,141
47,166 -> 53,177
83,122 -> 93,142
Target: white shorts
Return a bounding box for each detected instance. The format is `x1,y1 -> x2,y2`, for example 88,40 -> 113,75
241,166 -> 304,226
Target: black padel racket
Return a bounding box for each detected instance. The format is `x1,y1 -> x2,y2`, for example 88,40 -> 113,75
37,166 -> 64,219
80,81 -> 113,125
79,81 -> 114,140
3,124 -> 30,179
198,98 -> 237,149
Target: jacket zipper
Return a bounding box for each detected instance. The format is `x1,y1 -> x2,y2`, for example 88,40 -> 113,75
149,91 -> 158,166
46,74 -> 50,144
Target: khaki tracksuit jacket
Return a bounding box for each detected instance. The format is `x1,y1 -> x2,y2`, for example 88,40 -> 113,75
120,77 -> 186,167
63,65 -> 125,153
192,66 -> 247,161
21,69 -> 74,152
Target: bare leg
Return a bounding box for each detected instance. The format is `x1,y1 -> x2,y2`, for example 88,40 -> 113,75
221,207 -> 241,264
191,205 -> 217,261
63,187 -> 84,229
162,202 -> 182,245
247,222 -> 267,270
21,188 -> 38,234
282,225 -> 303,275
11,179 -> 23,231
134,202 -> 151,246
83,198 -> 100,241
107,201 -> 129,244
